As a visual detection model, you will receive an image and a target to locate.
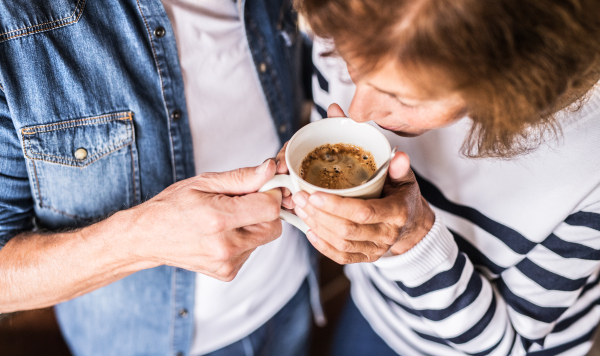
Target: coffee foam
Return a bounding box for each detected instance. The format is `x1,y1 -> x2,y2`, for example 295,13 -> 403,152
299,143 -> 376,190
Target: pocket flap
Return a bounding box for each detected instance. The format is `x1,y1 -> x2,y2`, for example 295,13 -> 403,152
22,111 -> 134,167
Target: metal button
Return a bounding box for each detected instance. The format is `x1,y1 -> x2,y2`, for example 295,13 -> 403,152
154,26 -> 166,38
259,62 -> 267,73
178,308 -> 188,318
171,110 -> 182,121
278,124 -> 286,133
74,148 -> 88,160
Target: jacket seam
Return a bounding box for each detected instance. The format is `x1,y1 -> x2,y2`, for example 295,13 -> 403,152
31,161 -> 44,207
43,204 -> 86,220
22,116 -> 130,135
130,147 -> 137,204
0,0 -> 86,43
133,0 -> 177,182
21,112 -> 131,135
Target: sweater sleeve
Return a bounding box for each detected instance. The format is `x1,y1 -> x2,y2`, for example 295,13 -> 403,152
370,208 -> 600,355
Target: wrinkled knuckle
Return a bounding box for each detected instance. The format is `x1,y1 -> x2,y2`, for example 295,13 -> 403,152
396,210 -> 409,226
268,220 -> 283,239
342,222 -> 359,238
265,202 -> 281,221
220,265 -> 239,282
336,240 -> 353,253
214,244 -> 235,262
206,216 -> 227,234
383,231 -> 398,246
367,254 -> 381,263
338,255 -> 353,265
355,205 -> 376,224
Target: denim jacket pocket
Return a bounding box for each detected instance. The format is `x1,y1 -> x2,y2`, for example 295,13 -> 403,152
21,111 -> 140,224
0,0 -> 86,43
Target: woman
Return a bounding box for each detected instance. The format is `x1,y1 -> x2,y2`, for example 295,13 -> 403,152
278,0 -> 600,354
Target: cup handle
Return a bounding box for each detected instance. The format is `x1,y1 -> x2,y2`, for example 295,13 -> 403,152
259,175 -> 309,234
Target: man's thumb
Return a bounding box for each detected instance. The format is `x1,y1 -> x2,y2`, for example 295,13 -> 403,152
199,159 -> 277,195
388,151 -> 412,182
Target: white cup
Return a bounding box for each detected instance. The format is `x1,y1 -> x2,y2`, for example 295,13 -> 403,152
259,118 -> 392,233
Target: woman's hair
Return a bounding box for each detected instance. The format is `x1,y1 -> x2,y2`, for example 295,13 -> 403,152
296,0 -> 600,158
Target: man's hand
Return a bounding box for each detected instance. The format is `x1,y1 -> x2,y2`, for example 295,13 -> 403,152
128,159 -> 282,281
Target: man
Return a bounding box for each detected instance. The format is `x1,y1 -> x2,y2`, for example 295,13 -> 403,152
0,0 -> 316,355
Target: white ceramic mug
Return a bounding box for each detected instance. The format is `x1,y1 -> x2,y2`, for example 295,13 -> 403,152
259,118 -> 392,233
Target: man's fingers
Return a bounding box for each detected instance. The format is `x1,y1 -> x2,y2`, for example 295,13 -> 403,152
276,142 -> 289,174
294,191 -> 405,225
306,231 -> 369,265
208,191 -> 282,230
262,188 -> 283,207
327,103 -> 347,118
236,219 -> 283,248
193,159 -> 277,195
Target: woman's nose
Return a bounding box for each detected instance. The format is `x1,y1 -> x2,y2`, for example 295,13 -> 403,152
348,86 -> 371,123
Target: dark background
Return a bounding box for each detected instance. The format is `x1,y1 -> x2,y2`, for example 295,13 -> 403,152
3,256 -> 600,356
0,256 -> 350,356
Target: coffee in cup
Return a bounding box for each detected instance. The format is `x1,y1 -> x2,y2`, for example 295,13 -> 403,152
299,143 -> 376,189
258,118 -> 392,234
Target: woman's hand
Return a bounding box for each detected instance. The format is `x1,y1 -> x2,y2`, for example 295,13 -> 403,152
292,151 -> 435,264
283,103 -> 435,264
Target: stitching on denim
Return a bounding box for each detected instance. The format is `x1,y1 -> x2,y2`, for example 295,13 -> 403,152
22,117 -> 130,135
0,82 -> 4,92
43,205 -> 85,220
0,0 -> 86,43
130,146 -> 136,204
0,0 -> 85,36
31,161 -> 44,207
134,0 -> 177,182
21,112 -> 131,135
24,139 -> 132,167
27,137 -> 131,162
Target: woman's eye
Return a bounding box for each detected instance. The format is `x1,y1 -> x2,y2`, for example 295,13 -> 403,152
397,98 -> 417,108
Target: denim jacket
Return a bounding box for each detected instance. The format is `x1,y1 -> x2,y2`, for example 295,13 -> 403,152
0,0 -> 311,354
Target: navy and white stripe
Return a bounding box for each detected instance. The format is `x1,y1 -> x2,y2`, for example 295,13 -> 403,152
350,172 -> 600,355
311,34 -> 600,355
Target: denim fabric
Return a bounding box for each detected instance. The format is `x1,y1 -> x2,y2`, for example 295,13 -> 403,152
203,279 -> 311,356
0,0 -> 310,355
331,297 -> 399,356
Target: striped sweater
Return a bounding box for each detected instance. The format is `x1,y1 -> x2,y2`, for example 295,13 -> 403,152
311,37 -> 600,355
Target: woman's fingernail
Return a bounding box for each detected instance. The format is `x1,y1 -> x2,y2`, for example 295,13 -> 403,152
292,193 -> 308,208
296,206 -> 308,219
255,160 -> 270,174
276,160 -> 281,170
309,194 -> 324,207
307,231 -> 319,241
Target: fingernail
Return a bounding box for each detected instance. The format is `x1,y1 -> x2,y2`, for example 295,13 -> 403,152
276,160 -> 281,171
307,231 -> 319,241
292,192 -> 308,208
255,160 -> 270,174
296,206 -> 308,219
309,194 -> 324,207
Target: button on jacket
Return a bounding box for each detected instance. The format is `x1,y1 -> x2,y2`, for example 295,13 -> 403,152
0,0 -> 310,354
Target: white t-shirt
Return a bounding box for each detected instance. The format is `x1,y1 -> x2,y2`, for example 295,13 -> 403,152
161,1 -> 310,354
